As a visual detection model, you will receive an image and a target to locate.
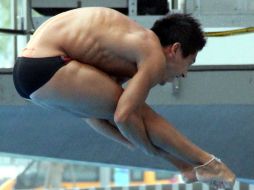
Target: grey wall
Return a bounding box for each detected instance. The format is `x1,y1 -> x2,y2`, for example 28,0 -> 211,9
147,70 -> 254,105
0,74 -> 27,105
1,71 -> 253,105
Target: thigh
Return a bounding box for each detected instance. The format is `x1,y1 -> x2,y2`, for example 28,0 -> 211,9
30,60 -> 123,119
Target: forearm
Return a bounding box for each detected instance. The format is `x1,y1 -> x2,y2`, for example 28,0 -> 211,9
140,104 -> 212,165
114,110 -> 158,156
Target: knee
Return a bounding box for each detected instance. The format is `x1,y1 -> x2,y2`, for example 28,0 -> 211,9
142,146 -> 159,157
110,83 -> 124,105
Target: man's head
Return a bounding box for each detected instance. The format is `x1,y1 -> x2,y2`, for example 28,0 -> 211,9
151,13 -> 206,83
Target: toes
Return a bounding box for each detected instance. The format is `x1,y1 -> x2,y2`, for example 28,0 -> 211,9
181,169 -> 198,183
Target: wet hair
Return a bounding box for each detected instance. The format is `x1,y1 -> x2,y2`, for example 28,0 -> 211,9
151,13 -> 206,57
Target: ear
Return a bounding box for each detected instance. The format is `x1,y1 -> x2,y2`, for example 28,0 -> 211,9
163,45 -> 174,58
171,42 -> 181,55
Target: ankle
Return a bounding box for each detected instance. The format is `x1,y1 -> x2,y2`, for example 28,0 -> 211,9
194,154 -> 222,170
199,153 -> 215,165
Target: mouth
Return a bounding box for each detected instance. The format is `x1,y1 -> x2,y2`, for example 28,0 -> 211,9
176,74 -> 185,78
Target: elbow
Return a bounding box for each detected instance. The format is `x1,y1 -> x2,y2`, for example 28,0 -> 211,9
114,108 -> 132,124
114,99 -> 138,124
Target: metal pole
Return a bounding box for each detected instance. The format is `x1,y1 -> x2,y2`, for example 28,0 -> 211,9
128,0 -> 137,16
23,0 -> 32,42
100,167 -> 111,187
70,164 -> 77,189
11,0 -> 18,61
172,78 -> 181,95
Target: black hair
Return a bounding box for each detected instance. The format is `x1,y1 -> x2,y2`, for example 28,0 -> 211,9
151,13 -> 206,57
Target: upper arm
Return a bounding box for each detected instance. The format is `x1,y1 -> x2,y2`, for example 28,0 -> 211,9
114,33 -> 165,122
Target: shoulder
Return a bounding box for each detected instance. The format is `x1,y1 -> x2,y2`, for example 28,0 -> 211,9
126,29 -> 165,61
128,29 -> 160,49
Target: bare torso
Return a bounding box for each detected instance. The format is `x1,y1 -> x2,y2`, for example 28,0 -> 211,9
22,7 -> 157,80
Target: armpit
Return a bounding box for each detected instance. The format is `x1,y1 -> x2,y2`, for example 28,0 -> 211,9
110,76 -> 129,85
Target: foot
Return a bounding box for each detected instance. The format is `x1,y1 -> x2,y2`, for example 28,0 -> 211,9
181,168 -> 198,183
194,155 -> 236,189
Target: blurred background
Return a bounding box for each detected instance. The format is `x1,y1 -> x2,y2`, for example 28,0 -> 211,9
0,1 -> 254,190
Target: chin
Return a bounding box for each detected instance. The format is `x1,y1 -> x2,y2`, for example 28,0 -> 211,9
159,81 -> 166,86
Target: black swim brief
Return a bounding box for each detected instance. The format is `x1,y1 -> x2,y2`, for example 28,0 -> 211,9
13,56 -> 71,99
